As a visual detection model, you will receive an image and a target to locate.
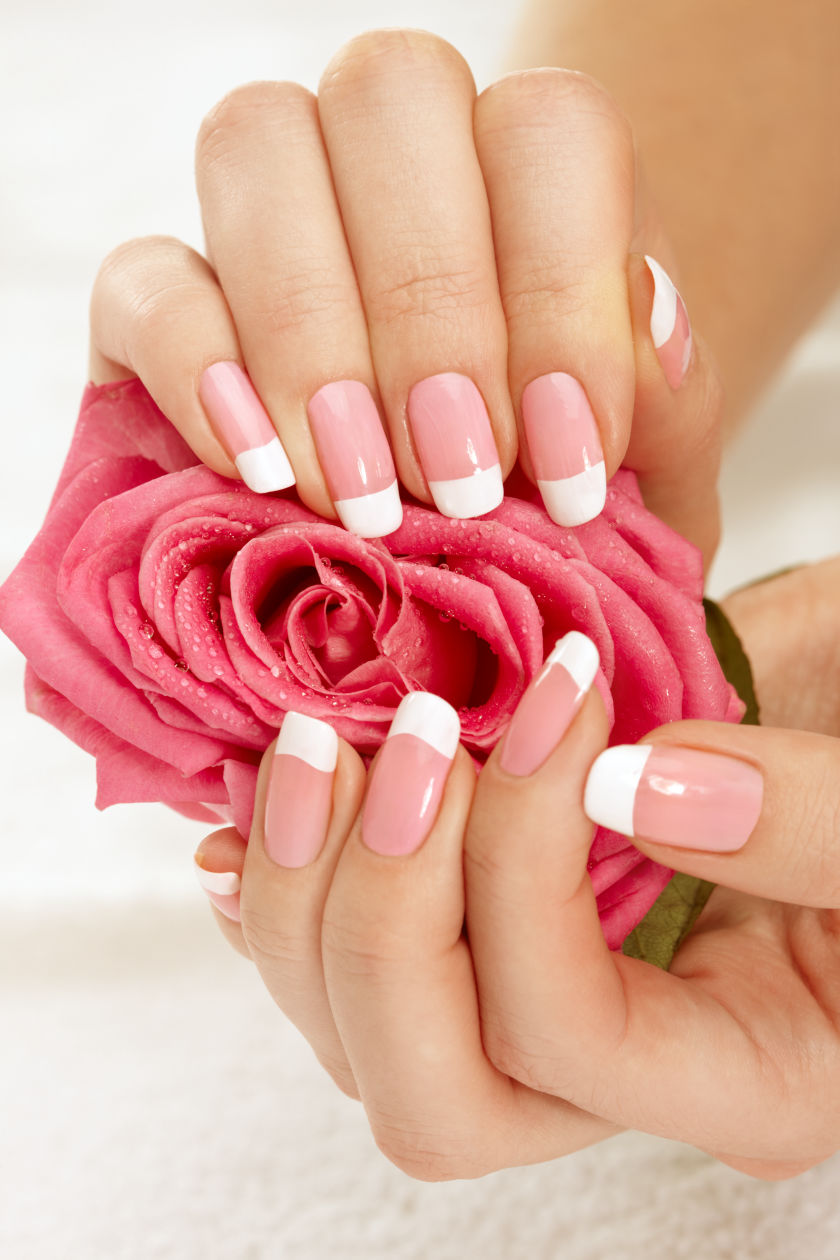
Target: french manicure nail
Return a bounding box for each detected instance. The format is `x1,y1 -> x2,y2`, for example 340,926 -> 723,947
362,692 -> 460,856
499,632 -> 599,777
264,712 -> 338,868
199,361 -> 295,493
307,380 -> 403,537
407,372 -> 503,518
193,856 -> 242,921
583,744 -> 763,851
644,256 -> 693,389
521,374 -> 607,526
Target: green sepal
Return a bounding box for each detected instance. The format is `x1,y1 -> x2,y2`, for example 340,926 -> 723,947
621,597 -> 760,970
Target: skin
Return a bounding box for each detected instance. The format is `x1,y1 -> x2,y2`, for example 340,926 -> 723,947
87,12 -> 840,1182
199,557 -> 840,1183
89,31 -> 722,565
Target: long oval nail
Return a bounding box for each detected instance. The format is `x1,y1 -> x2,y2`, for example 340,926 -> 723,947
499,632 -> 599,777
307,380 -> 402,537
193,855 -> 242,921
521,374 -> 606,526
264,712 -> 338,868
644,257 -> 693,389
584,744 -> 763,851
199,361 -> 295,492
407,373 -> 503,518
362,692 -> 460,856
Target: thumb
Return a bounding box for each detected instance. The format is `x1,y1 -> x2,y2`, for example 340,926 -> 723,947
583,721 -> 840,908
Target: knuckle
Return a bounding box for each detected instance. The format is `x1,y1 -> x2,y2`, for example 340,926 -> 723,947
240,904 -> 305,971
320,910 -> 400,983
501,257 -> 593,327
371,1117 -> 487,1182
366,254 -> 488,327
196,80 -> 315,170
319,28 -> 471,99
254,266 -> 353,339
478,66 -> 630,141
93,235 -> 184,292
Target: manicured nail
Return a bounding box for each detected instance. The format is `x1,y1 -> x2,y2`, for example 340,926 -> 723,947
499,632 -> 599,777
362,692 -> 460,856
407,372 -> 503,518
264,712 -> 338,867
521,374 -> 606,526
307,380 -> 403,537
193,856 -> 242,922
644,256 -> 693,389
583,744 -> 763,851
199,361 -> 295,493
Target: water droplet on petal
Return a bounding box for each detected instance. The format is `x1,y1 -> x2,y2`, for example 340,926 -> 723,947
139,623 -> 155,639
270,666 -> 281,678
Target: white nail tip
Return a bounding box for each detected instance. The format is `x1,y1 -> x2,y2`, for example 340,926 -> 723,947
428,464 -> 503,519
276,711 -> 338,773
537,460 -> 607,527
235,436 -> 296,493
645,256 -> 679,349
584,744 -> 653,837
334,481 -> 403,537
193,859 -> 241,897
388,692 -> 461,760
547,632 -> 600,694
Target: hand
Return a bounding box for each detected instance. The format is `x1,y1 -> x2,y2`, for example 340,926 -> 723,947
195,557 -> 840,1182
194,702 -> 623,1181
89,29 -> 721,562
463,556 -> 840,1182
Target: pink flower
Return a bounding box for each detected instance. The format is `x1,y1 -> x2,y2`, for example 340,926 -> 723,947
0,379 -> 743,947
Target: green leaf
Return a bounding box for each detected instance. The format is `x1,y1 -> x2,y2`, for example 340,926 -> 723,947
621,597 -> 760,970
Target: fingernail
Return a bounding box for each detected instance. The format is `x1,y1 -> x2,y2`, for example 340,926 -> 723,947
193,856 -> 242,922
264,712 -> 338,867
583,744 -> 763,851
362,692 -> 460,856
521,374 -> 606,526
307,380 -> 403,537
407,372 -> 503,518
499,632 -> 599,777
644,256 -> 693,389
199,362 -> 295,492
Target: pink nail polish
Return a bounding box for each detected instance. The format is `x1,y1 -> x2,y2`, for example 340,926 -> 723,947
521,374 -> 607,526
199,361 -> 295,492
499,632 -> 599,777
193,857 -> 242,922
362,692 -> 460,856
584,744 -> 763,851
307,380 -> 403,537
644,256 -> 693,389
264,712 -> 338,867
407,372 -> 503,518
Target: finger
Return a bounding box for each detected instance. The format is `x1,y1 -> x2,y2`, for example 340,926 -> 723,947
474,69 -> 634,527
195,81 -> 403,535
322,691 -> 621,1179
238,713 -> 366,1099
583,721 -> 840,909
317,30 -> 516,519
623,253 -> 722,566
89,236 -> 297,491
474,73 -> 720,560
193,826 -> 249,956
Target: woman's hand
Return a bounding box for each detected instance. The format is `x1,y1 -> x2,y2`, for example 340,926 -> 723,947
463,556 -> 840,1182
195,557 -> 840,1182
194,699 -> 624,1181
89,29 -> 721,562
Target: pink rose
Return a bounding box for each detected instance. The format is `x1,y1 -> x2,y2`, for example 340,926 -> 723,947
0,378 -> 743,947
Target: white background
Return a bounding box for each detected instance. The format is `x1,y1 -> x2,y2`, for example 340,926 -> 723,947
2,2 -> 839,1256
